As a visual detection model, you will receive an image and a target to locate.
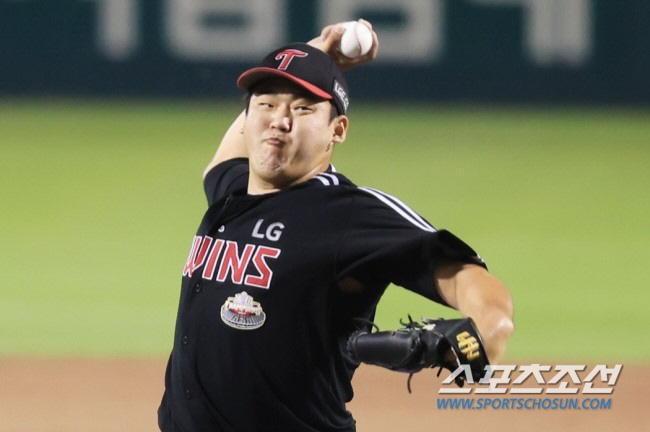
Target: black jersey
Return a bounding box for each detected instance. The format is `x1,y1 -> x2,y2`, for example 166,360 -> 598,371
158,158 -> 484,432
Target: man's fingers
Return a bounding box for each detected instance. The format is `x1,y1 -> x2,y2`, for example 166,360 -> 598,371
309,20 -> 379,70
368,30 -> 379,60
322,24 -> 345,50
320,25 -> 333,41
358,18 -> 373,31
309,24 -> 344,53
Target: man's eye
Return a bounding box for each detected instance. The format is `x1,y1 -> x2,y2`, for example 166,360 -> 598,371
295,105 -> 312,112
258,102 -> 273,108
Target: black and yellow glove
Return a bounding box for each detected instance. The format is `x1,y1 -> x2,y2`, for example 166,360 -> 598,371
347,317 -> 489,391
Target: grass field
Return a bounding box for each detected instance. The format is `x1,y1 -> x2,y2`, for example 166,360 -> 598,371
1,99 -> 649,361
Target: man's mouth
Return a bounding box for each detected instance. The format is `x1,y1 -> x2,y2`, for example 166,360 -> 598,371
264,137 -> 286,146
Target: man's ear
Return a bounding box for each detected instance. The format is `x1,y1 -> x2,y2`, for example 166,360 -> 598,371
331,115 -> 349,145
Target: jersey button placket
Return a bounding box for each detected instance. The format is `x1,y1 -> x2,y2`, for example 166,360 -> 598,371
193,282 -> 202,293
182,335 -> 189,345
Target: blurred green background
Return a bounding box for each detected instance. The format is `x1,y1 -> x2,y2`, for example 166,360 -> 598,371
1,99 -> 648,362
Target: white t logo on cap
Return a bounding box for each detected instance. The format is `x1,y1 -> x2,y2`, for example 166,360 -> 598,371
275,49 -> 308,70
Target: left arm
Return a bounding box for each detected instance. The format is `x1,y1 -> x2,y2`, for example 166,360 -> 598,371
435,262 -> 514,365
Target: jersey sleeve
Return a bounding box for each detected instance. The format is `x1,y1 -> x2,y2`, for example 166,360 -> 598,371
203,158 -> 249,206
335,187 -> 486,305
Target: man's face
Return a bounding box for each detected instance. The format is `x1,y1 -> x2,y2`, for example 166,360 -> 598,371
243,78 -> 347,190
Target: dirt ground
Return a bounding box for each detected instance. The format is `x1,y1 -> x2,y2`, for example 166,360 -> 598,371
0,358 -> 647,432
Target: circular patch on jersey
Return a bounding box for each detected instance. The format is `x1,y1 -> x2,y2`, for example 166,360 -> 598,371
220,291 -> 266,330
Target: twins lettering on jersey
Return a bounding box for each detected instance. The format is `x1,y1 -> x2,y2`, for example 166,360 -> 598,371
183,219 -> 282,289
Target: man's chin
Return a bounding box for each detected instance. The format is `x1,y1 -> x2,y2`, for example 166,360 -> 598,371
253,164 -> 292,187
250,155 -> 278,172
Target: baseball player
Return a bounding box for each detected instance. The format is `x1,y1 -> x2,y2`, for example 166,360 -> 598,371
158,21 -> 513,432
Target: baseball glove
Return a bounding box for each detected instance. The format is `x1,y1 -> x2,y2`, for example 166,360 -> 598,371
347,316 -> 489,392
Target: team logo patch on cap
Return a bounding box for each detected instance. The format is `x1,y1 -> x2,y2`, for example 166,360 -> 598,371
220,291 -> 266,330
333,80 -> 349,111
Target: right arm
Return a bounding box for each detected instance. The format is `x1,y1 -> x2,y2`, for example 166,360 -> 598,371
203,110 -> 247,179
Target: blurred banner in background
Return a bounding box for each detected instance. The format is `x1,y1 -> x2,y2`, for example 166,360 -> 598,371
2,0 -> 649,103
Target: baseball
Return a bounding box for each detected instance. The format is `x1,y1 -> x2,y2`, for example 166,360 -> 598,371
339,21 -> 373,58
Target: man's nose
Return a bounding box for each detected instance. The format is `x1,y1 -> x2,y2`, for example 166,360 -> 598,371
270,109 -> 291,132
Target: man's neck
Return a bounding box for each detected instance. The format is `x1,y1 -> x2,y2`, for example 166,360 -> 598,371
247,163 -> 330,195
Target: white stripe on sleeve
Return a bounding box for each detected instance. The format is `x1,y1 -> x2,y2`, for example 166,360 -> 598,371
320,173 -> 339,186
314,175 -> 330,186
358,187 -> 436,232
363,187 -> 435,231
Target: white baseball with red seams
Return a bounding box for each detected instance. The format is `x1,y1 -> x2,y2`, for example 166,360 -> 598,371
339,21 -> 373,58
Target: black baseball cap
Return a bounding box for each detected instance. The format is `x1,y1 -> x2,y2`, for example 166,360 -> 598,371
237,43 -> 349,115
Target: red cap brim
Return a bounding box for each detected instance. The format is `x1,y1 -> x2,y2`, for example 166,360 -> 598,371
237,67 -> 333,100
